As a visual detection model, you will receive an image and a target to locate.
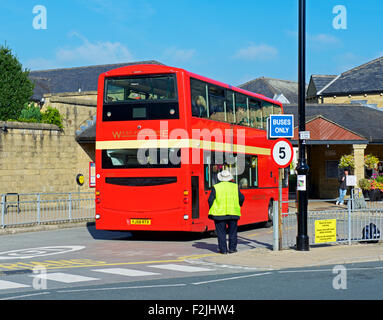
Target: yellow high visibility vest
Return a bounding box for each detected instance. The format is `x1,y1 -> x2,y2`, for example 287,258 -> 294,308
209,182 -> 241,217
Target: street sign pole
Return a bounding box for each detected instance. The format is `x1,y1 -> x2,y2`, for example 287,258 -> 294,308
278,168 -> 283,250
271,139 -> 293,251
296,0 -> 310,251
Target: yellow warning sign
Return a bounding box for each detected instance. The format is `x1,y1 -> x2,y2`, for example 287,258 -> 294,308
315,219 -> 337,243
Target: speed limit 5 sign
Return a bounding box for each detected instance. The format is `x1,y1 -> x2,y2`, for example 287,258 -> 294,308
271,139 -> 294,168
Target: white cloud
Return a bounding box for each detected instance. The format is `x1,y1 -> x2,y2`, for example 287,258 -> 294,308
56,39 -> 134,65
285,30 -> 342,49
309,33 -> 341,46
24,34 -> 134,70
234,43 -> 278,61
163,47 -> 196,63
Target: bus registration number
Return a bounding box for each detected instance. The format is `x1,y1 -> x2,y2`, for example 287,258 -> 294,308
130,219 -> 151,225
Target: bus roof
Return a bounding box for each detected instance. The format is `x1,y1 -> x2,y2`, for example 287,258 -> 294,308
101,64 -> 283,108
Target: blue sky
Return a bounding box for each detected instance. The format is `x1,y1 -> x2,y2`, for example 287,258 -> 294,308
1,0 -> 382,86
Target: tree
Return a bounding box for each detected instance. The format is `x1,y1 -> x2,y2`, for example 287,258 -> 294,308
0,45 -> 34,121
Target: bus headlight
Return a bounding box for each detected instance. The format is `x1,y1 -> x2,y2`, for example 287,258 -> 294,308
95,214 -> 101,220
183,215 -> 189,220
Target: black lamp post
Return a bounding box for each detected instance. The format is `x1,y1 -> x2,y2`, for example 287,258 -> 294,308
296,0 -> 310,251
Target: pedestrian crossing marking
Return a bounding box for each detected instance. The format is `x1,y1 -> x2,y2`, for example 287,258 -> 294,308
31,272 -> 99,283
0,280 -> 30,290
92,268 -> 160,277
148,264 -> 214,273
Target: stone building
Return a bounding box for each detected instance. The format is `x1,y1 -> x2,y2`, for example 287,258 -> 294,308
306,56 -> 383,109
0,60 -> 161,195
284,104 -> 383,198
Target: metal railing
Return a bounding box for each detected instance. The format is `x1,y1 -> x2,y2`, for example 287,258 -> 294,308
0,192 -> 95,228
278,191 -> 383,249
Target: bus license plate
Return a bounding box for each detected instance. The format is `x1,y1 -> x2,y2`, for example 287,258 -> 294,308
130,219 -> 151,225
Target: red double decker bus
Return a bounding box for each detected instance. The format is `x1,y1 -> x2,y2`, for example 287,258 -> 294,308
95,64 -> 288,232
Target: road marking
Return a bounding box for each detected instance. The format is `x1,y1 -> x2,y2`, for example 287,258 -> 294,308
31,272 -> 99,283
0,292 -> 50,300
149,264 -> 214,273
0,280 -> 30,290
92,268 -> 160,277
0,246 -> 85,260
192,272 -> 272,285
57,283 -> 187,294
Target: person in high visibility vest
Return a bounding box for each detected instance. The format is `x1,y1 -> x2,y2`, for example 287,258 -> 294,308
208,170 -> 245,254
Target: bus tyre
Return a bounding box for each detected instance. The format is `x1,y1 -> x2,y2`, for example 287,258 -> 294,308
265,201 -> 273,228
208,230 -> 217,238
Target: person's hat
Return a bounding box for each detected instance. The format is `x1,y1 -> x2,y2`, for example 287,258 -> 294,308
217,170 -> 234,182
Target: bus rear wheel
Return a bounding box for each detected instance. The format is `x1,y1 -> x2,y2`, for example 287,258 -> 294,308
264,200 -> 273,228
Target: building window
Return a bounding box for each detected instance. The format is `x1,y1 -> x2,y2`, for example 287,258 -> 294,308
326,160 -> 339,179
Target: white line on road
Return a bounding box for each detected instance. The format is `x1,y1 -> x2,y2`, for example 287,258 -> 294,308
149,264 -> 214,273
57,283 -> 187,294
0,292 -> 50,300
192,272 -> 272,285
31,272 -> 99,283
278,265 -> 383,273
92,268 -> 160,277
0,280 -> 30,290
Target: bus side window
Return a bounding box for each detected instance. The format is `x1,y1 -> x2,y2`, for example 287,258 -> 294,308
208,85 -> 225,122
191,79 -> 208,118
226,91 -> 235,124
237,155 -> 258,189
235,93 -> 249,126
249,99 -> 262,129
273,104 -> 282,115
262,102 -> 273,128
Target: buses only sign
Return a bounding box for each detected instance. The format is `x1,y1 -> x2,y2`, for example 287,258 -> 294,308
268,114 -> 294,139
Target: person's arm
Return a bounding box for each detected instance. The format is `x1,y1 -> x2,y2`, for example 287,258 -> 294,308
208,187 -> 216,209
238,187 -> 245,207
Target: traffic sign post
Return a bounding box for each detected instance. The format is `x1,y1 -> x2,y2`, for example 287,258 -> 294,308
271,139 -> 294,251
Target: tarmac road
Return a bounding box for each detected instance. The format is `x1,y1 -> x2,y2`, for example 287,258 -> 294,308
0,223 -> 382,301
0,222 -> 273,299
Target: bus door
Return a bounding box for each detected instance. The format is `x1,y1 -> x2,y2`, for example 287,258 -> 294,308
191,176 -> 199,219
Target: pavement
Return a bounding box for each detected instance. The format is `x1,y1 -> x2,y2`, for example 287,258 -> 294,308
202,242 -> 383,270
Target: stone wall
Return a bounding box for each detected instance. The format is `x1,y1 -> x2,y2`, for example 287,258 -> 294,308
0,93 -> 97,195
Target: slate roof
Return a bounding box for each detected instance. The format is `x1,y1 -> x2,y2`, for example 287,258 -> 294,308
310,75 -> 338,92
307,75 -> 337,98
238,77 -> 305,104
283,104 -> 383,143
309,56 -> 383,96
29,60 -> 164,101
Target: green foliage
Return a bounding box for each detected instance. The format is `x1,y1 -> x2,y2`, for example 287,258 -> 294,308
376,176 -> 383,184
41,106 -> 63,129
359,178 -> 371,190
0,45 -> 34,121
19,103 -> 42,122
6,103 -> 64,129
364,154 -> 379,170
339,154 -> 355,169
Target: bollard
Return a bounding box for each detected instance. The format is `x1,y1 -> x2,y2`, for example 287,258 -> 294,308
37,193 -> 41,224
348,197 -> 352,245
1,194 -> 4,228
273,201 -> 279,251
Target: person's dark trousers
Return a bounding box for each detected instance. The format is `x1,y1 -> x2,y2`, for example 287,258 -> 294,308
214,219 -> 238,253
227,219 -> 238,251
